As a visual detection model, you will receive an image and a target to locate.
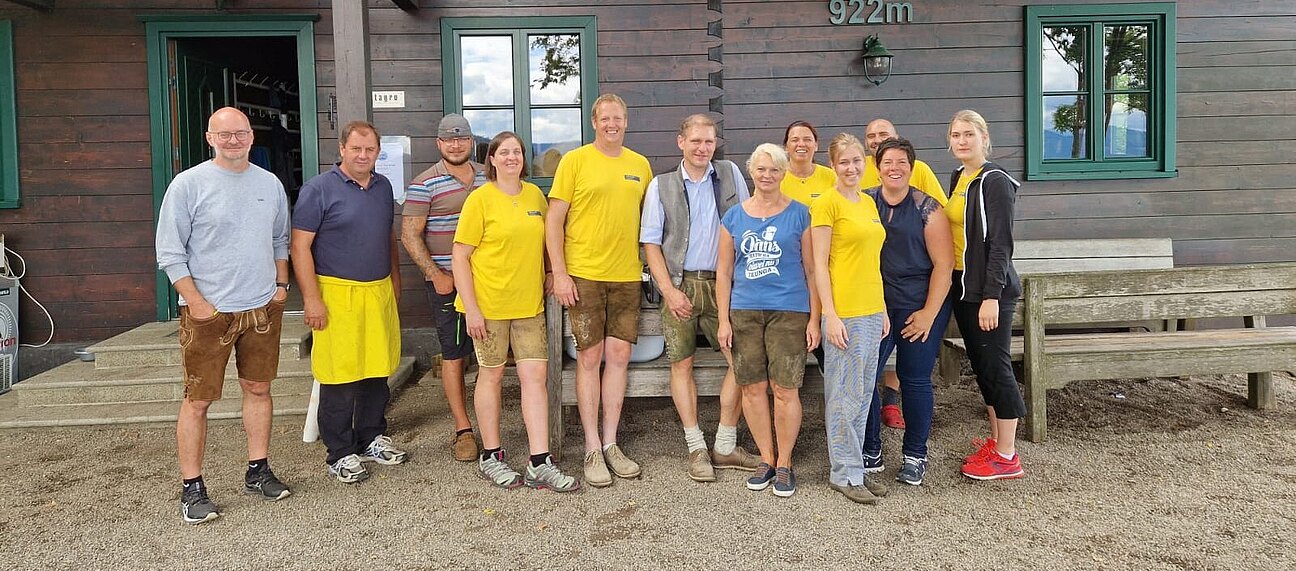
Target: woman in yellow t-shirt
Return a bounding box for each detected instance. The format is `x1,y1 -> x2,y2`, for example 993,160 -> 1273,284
810,133 -> 889,505
945,110 -> 1026,481
780,120 -> 838,206
452,131 -> 578,493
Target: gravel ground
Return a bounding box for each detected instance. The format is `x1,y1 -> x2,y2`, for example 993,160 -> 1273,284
1,368 -> 1292,570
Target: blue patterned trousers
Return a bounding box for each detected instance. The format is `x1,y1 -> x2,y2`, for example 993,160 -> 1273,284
822,312 -> 885,486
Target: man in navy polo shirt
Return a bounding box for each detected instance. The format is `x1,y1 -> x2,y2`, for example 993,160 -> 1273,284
292,120 -> 408,484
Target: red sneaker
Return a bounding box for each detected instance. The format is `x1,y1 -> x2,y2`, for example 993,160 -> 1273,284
961,450 -> 1024,480
963,438 -> 997,466
881,404 -> 906,429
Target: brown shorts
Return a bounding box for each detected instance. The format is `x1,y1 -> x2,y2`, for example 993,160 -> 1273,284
730,310 -> 810,389
661,273 -> 721,363
179,298 -> 285,401
568,277 -> 640,350
475,313 -> 548,368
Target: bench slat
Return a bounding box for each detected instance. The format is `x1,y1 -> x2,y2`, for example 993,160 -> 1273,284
1032,263 -> 1296,299
1014,238 -> 1173,260
1042,289 -> 1296,325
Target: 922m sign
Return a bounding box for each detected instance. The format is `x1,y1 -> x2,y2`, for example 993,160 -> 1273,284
829,0 -> 914,25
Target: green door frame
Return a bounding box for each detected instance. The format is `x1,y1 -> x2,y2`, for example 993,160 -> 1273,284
142,15 -> 320,321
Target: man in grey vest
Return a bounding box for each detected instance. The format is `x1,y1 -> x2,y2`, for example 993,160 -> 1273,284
641,114 -> 761,482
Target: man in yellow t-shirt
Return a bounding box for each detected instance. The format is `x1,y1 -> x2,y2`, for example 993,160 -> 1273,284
546,94 -> 653,488
862,118 -> 947,432
863,118 -> 947,207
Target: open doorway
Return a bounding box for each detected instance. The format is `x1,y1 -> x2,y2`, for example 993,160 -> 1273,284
168,36 -> 306,314
145,17 -> 320,321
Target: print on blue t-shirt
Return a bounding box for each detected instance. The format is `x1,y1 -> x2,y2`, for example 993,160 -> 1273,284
722,201 -> 811,313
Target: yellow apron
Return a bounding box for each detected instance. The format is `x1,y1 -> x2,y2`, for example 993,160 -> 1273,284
311,275 -> 401,384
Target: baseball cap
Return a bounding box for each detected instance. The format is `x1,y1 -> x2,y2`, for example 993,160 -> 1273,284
438,114 -> 473,138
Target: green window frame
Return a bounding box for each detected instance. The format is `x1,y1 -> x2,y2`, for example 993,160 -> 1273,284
1025,3 -> 1176,180
440,16 -> 598,190
0,21 -> 19,209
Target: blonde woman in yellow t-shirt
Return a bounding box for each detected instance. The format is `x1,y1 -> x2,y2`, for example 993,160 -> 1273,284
810,133 -> 890,505
452,131 -> 579,493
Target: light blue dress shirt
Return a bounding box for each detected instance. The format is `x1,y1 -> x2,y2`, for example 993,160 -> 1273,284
641,161 -> 750,271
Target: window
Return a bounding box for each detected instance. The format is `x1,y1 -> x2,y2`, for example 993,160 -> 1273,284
1025,3 -> 1176,180
441,17 -> 598,186
1,21 -> 18,209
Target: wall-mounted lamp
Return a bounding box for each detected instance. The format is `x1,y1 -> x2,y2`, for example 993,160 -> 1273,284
862,35 -> 894,86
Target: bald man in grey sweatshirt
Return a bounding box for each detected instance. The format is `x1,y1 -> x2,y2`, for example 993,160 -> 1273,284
155,107 -> 292,525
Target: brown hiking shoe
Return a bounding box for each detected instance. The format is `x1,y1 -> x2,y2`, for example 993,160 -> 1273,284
451,431 -> 479,462
583,450 -> 613,488
830,482 -> 879,505
603,443 -> 641,479
711,446 -> 762,471
687,449 -> 717,482
862,474 -> 889,497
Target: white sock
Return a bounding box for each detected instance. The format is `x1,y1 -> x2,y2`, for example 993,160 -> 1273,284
683,426 -> 707,453
602,442 -> 616,453
997,449 -> 1015,460
713,424 -> 738,455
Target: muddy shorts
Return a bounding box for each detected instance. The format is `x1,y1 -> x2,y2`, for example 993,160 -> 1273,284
730,309 -> 810,389
568,277 -> 640,350
661,272 -> 722,363
179,298 -> 285,401
474,313 -> 548,368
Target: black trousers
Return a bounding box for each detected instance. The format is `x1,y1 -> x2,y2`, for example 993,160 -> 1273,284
318,377 -> 390,464
949,281 -> 1027,420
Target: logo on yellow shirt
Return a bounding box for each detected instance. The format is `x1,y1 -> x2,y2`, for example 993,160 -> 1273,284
527,210 -> 542,217
624,174 -> 641,182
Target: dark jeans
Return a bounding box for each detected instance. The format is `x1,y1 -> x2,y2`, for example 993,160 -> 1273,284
863,302 -> 952,459
319,377 -> 390,464
949,290 -> 1027,420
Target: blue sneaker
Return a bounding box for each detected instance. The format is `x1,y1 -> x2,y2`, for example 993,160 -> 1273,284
896,455 -> 927,486
746,463 -> 775,491
863,450 -> 884,474
772,467 -> 796,498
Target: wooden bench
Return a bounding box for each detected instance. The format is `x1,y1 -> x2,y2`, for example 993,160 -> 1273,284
937,238 -> 1175,383
1017,263 -> 1296,442
543,297 -> 824,458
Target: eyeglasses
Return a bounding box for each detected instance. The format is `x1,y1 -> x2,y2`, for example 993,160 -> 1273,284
439,136 -> 472,145
209,130 -> 253,142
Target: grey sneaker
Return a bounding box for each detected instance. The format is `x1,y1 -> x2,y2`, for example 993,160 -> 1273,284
687,449 -> 717,482
772,467 -> 797,498
478,450 -> 523,489
603,443 -> 641,479
180,482 -> 220,524
863,450 -> 885,474
829,482 -> 879,505
525,457 -> 581,493
746,463 -> 776,491
244,468 -> 291,501
359,434 -> 407,465
328,454 -> 369,484
583,450 -> 613,488
896,455 -> 927,486
711,445 -> 762,471
863,474 -> 890,497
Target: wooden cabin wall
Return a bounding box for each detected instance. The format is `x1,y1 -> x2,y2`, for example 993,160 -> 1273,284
0,2 -> 326,343
0,0 -> 1291,343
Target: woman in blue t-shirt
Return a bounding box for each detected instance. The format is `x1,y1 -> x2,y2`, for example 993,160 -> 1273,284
860,138 -> 954,487
717,143 -> 820,498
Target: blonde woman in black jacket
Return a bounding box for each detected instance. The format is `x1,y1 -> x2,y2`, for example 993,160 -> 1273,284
944,110 -> 1026,480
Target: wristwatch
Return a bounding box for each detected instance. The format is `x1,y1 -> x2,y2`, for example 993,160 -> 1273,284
276,282 -> 291,291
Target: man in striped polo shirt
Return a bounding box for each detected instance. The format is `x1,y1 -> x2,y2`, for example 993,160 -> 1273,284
400,114 -> 486,462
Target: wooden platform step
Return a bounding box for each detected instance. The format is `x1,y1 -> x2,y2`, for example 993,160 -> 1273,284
0,357 -> 415,429
11,356 -> 315,407
85,321 -> 312,369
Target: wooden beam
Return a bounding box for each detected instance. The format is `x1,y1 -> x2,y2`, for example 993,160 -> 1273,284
4,0 -> 55,11
390,0 -> 417,11
331,0 -> 372,125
